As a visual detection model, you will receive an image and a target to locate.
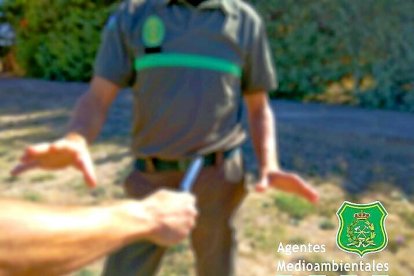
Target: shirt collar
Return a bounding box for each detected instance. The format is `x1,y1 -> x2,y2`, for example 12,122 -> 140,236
160,0 -> 236,16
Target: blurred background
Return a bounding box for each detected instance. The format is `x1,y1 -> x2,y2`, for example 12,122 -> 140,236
0,0 -> 413,275
2,0 -> 414,110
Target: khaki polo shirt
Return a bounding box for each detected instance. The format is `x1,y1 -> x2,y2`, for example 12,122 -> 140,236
94,0 -> 277,159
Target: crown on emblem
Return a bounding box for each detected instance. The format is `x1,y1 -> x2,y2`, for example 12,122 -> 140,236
354,211 -> 370,220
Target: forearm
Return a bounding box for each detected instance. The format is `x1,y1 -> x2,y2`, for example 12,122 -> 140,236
0,200 -> 150,276
67,91 -> 107,143
247,99 -> 280,174
67,76 -> 120,143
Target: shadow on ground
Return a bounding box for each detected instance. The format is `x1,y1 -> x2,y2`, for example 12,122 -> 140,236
1,78 -> 413,195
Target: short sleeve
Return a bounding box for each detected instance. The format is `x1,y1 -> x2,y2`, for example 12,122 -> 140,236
94,7 -> 134,87
242,19 -> 278,94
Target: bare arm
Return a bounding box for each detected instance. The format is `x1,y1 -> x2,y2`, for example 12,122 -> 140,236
244,92 -> 279,175
244,92 -> 319,203
67,76 -> 120,143
0,190 -> 197,276
11,76 -> 120,187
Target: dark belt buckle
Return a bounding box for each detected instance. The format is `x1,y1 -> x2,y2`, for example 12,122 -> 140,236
177,159 -> 192,171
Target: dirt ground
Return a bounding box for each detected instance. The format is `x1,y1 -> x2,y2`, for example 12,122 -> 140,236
0,78 -> 413,276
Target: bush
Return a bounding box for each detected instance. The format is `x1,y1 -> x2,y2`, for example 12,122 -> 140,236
3,0 -> 119,81
4,0 -> 414,111
252,0 -> 414,111
273,193 -> 315,220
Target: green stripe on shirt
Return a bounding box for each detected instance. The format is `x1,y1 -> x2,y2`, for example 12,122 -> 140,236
135,53 -> 241,77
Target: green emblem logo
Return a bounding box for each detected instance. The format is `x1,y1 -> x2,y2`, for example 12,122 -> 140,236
142,15 -> 165,47
336,201 -> 388,257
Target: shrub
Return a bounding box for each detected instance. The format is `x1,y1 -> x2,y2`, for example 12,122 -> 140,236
3,0 -> 119,81
4,0 -> 414,111
273,193 -> 315,220
252,0 -> 414,111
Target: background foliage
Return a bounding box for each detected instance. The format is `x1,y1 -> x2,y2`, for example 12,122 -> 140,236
3,0 -> 414,111
252,0 -> 414,111
2,0 -> 118,81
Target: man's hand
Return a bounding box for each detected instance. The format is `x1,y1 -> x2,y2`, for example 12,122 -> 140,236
11,133 -> 97,188
255,170 -> 319,203
127,190 -> 198,247
0,192 -> 195,276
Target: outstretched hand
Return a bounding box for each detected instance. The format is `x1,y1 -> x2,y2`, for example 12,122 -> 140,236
255,170 -> 319,203
11,134 -> 97,188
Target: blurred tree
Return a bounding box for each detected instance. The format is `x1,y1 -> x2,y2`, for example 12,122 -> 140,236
252,0 -> 414,111
3,0 -> 414,111
3,0 -> 120,81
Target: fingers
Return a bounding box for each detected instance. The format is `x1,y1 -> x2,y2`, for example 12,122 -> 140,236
12,143 -> 53,176
155,190 -> 198,215
301,184 -> 319,203
168,192 -> 198,220
180,192 -> 197,206
17,143 -> 51,165
82,160 -> 98,188
25,143 -> 53,157
11,160 -> 39,176
268,171 -> 320,204
143,190 -> 198,246
11,138 -> 98,188
62,139 -> 97,188
255,177 -> 269,193
74,153 -> 97,188
288,174 -> 319,203
183,195 -> 198,220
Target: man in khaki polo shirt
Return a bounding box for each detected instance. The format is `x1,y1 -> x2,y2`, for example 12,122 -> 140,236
13,0 -> 319,275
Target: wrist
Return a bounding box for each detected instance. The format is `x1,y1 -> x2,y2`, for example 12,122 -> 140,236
64,132 -> 88,145
112,200 -> 155,243
259,165 -> 280,177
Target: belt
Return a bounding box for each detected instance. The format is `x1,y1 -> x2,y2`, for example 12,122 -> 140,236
134,148 -> 238,172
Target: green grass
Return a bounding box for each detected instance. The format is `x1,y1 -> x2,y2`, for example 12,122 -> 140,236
115,164 -> 133,185
90,186 -> 107,200
3,176 -> 18,184
273,193 -> 316,220
29,173 -> 56,183
169,241 -> 190,254
244,223 -> 286,252
69,180 -> 90,196
22,191 -> 44,202
75,269 -> 98,276
159,241 -> 194,276
319,218 -> 336,230
400,210 -> 414,228
287,236 -> 306,245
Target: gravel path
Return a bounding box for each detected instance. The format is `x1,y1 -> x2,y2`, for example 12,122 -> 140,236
270,100 -> 414,194
1,78 -> 413,194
